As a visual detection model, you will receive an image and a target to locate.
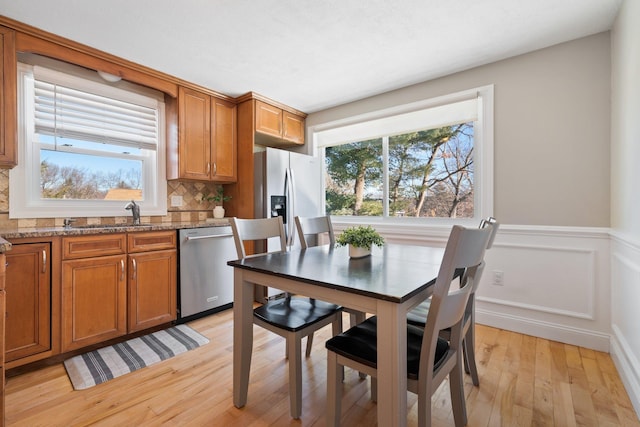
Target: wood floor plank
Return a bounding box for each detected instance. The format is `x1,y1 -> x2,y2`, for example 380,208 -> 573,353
4,309 -> 640,426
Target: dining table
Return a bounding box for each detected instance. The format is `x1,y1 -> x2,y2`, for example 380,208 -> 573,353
228,242 -> 445,427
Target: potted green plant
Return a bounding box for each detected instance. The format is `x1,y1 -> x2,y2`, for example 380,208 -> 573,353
205,187 -> 231,218
336,225 -> 385,258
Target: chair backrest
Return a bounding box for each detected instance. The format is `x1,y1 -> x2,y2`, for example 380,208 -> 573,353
460,216 -> 499,295
418,225 -> 492,381
294,215 -> 335,249
229,217 -> 287,259
480,216 -> 499,249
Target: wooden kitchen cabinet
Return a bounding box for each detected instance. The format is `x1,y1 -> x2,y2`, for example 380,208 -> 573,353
255,99 -> 305,145
127,231 -> 176,332
4,243 -> 50,362
168,86 -> 237,182
237,93 -> 306,147
61,234 -> 127,352
0,26 -> 17,168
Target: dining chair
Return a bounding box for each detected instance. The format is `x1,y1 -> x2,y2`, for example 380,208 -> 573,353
229,216 -> 343,419
325,224 -> 492,427
407,216 -> 499,387
295,215 -> 367,327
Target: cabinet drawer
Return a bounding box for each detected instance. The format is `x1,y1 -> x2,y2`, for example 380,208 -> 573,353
128,231 -> 177,253
63,234 -> 126,259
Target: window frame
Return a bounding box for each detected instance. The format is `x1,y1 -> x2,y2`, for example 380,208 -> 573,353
311,85 -> 494,230
10,62 -> 168,219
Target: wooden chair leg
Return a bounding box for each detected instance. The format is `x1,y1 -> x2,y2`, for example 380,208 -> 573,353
464,330 -> 479,386
287,334 -> 303,419
449,354 -> 468,427
348,311 -> 368,379
332,314 -> 345,381
370,377 -> 378,402
326,351 -> 342,427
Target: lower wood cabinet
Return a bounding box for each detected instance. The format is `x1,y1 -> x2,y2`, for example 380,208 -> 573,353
61,231 -> 177,352
127,230 -> 177,332
5,243 -> 51,361
62,253 -> 127,352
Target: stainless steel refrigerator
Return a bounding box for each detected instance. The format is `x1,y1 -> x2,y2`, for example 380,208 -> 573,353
254,147 -> 322,299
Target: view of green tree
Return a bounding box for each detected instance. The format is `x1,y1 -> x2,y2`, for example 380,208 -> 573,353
325,122 -> 474,218
325,139 -> 382,215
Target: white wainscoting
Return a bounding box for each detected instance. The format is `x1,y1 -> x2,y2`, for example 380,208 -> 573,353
335,221 -> 640,416
339,223 -> 612,351
610,232 -> 640,417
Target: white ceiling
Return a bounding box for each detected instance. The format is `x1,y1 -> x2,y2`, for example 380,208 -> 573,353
0,0 -> 622,113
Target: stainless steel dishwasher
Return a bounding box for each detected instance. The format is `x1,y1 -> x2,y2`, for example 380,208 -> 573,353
177,226 -> 236,323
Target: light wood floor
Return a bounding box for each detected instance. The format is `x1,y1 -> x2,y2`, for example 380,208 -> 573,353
5,308 -> 640,426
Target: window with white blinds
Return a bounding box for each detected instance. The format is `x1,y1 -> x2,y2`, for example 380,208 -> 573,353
33,66 -> 159,151
10,62 -> 167,219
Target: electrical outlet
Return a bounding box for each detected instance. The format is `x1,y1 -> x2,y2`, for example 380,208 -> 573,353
492,270 -> 504,286
170,195 -> 183,207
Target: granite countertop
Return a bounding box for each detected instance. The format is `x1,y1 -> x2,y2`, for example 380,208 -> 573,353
0,219 -> 231,252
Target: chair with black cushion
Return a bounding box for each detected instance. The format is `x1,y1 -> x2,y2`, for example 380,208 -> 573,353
229,216 -> 343,419
325,224 -> 492,427
407,216 -> 499,387
295,215 -> 367,331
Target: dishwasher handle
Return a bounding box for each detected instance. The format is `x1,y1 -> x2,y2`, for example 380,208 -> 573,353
184,233 -> 234,242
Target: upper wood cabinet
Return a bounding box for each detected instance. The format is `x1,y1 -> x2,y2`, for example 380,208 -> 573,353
237,93 -> 306,147
168,86 -> 237,182
0,26 -> 17,168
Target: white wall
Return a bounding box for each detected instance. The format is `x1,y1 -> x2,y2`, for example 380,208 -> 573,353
610,0 -> 640,416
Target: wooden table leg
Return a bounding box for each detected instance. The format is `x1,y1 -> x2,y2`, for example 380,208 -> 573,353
233,270 -> 254,408
376,300 -> 407,427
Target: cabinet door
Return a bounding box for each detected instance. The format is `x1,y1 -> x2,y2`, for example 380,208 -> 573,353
0,26 -> 17,168
178,86 -> 211,180
128,249 -> 176,333
62,255 -> 127,352
211,97 -> 237,182
5,243 -> 51,362
282,111 -> 305,145
255,99 -> 282,138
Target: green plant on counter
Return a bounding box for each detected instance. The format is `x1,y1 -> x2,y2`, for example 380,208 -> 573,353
336,225 -> 385,250
205,187 -> 231,205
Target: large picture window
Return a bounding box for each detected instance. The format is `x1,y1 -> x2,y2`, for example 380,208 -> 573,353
10,60 -> 167,218
313,86 -> 493,225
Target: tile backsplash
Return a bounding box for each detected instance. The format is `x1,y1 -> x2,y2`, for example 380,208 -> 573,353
0,169 -> 223,229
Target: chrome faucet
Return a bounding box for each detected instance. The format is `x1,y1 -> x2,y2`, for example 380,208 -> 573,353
124,200 -> 141,225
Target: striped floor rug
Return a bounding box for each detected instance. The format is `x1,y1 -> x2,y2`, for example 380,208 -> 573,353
63,324 -> 209,390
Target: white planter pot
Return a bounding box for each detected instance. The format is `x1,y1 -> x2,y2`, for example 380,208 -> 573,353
349,244 -> 371,258
213,206 -> 225,219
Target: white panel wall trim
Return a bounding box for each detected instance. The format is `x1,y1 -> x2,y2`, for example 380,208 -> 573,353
611,325 -> 640,417
339,222 -> 611,351
474,225 -> 610,352
610,233 -> 640,418
476,243 -> 596,320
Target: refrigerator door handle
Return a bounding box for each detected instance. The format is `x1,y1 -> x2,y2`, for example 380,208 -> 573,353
285,167 -> 296,247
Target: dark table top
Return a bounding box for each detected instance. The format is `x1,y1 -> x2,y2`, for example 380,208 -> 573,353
228,243 -> 445,303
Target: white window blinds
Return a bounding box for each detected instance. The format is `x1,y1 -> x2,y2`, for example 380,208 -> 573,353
315,97 -> 479,147
32,66 -> 159,151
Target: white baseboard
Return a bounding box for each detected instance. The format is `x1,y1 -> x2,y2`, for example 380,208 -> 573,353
476,308 -> 611,352
610,324 -> 640,418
